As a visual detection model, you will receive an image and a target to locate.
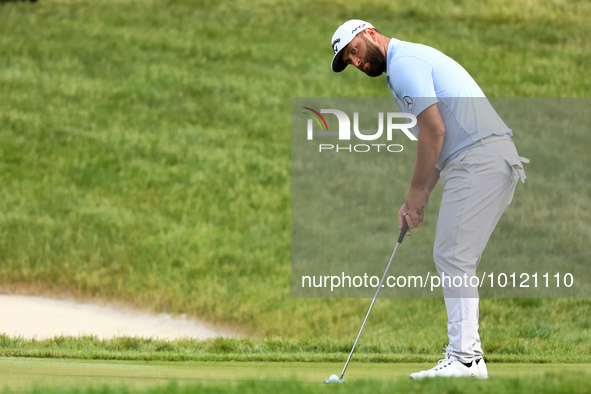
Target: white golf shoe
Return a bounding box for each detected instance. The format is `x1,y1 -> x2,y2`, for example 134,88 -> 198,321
410,348 -> 480,379
476,358 -> 489,379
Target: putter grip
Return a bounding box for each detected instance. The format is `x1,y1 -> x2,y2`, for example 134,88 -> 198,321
398,220 -> 409,244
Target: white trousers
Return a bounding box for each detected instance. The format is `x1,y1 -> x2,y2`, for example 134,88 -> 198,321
434,134 -> 528,363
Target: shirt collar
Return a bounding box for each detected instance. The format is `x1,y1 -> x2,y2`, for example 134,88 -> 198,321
385,38 -> 400,90
386,38 -> 401,77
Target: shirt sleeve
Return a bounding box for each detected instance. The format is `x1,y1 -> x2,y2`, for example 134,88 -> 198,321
388,56 -> 439,117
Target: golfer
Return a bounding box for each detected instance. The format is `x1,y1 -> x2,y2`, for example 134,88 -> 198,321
330,19 -> 528,379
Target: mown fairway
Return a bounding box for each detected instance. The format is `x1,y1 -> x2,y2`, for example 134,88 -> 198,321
1,358 -> 590,393
0,0 -> 590,392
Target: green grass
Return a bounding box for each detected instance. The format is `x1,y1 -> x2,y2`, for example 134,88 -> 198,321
0,358 -> 589,393
0,332 -> 588,363
0,0 -> 590,367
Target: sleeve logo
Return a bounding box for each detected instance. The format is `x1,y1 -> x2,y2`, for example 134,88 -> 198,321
403,96 -> 414,111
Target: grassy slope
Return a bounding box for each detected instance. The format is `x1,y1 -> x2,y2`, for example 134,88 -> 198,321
0,0 -> 590,361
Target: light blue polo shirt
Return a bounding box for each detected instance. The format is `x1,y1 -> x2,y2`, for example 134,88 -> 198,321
385,38 -> 512,170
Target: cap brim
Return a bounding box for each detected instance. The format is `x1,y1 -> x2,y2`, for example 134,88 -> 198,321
331,49 -> 347,73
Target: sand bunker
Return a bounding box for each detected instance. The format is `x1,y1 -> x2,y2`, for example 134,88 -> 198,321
0,294 -> 232,340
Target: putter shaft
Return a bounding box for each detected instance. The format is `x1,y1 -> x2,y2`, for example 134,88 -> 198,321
340,221 -> 408,380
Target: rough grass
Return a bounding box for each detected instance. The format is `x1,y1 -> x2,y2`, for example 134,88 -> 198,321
0,330 -> 588,363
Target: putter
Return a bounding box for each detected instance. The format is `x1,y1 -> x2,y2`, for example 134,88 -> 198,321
324,220 -> 409,384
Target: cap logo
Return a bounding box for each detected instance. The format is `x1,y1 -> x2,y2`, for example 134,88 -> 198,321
332,38 -> 341,53
350,23 -> 367,35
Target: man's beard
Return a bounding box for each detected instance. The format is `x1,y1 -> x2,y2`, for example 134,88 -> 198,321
362,36 -> 386,77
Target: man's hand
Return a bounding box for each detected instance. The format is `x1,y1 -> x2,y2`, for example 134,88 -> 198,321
402,186 -> 429,230
397,204 -> 411,236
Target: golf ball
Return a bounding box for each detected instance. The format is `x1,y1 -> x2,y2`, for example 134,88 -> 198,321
324,374 -> 343,384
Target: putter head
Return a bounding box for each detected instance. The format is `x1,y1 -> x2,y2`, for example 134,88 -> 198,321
324,375 -> 345,384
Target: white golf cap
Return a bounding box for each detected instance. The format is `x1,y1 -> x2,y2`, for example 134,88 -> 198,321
331,19 -> 375,72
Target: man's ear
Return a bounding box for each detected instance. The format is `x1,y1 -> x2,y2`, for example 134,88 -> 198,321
364,28 -> 378,42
